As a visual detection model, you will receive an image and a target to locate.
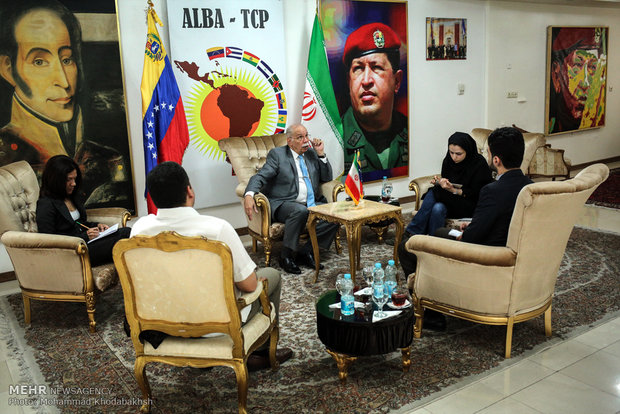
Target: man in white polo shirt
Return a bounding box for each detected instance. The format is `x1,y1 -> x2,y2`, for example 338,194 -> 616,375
130,161 -> 292,370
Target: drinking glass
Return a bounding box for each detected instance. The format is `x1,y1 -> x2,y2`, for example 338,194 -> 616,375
391,286 -> 411,307
372,284 -> 388,317
335,274 -> 346,295
381,182 -> 393,203
362,265 -> 374,287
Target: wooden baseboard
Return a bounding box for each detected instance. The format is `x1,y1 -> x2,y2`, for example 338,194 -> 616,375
0,271 -> 16,283
571,156 -> 620,171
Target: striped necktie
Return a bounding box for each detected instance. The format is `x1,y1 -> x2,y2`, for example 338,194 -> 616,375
298,155 -> 316,207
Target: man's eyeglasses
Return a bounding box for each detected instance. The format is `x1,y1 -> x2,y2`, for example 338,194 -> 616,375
292,134 -> 309,141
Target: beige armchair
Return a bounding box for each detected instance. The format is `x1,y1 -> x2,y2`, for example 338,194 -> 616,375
113,232 -> 278,414
406,164 -> 609,358
0,161 -> 130,332
219,134 -> 344,265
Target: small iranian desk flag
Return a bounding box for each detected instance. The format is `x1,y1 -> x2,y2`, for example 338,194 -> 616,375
345,150 -> 363,205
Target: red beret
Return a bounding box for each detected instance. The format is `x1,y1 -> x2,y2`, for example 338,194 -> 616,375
343,22 -> 401,66
552,27 -> 604,54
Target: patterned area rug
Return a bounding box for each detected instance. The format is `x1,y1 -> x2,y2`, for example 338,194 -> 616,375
1,226 -> 619,413
587,167 -> 620,208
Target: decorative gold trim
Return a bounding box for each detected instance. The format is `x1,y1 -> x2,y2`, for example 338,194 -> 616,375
415,296 -> 553,358
326,349 -> 357,383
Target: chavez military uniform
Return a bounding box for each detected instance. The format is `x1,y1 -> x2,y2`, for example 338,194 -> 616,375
342,106 -> 407,172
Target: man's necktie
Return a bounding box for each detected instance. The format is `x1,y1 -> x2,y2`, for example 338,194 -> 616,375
298,155 -> 316,207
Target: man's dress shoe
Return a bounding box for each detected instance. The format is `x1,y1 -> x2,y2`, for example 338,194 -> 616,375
279,256 -> 301,274
247,347 -> 293,371
296,251 -> 324,270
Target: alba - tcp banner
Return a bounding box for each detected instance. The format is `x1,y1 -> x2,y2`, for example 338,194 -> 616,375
166,0 -> 288,208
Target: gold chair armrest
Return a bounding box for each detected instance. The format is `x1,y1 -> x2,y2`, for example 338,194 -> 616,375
406,234 -> 517,267
86,208 -> 131,227
320,179 -> 345,202
408,175 -> 437,210
237,279 -> 264,308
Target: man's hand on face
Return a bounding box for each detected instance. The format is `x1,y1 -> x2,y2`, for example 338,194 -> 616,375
244,195 -> 258,220
311,138 -> 325,157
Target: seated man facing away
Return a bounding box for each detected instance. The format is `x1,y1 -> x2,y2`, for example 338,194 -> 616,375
244,123 -> 339,274
399,127 -> 533,330
130,161 -> 292,371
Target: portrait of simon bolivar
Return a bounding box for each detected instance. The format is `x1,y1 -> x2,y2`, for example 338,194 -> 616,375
0,0 -> 135,212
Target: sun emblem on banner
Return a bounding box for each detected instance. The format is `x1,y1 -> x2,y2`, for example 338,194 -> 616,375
174,46 -> 288,160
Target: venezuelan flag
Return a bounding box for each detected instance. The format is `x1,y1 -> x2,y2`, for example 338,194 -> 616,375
140,7 -> 189,214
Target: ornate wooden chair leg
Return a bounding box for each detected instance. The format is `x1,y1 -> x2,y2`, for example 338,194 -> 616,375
85,291 -> 96,333
134,357 -> 152,413
22,294 -> 31,325
252,238 -> 257,253
544,305 -> 552,337
413,300 -> 424,338
263,239 -> 272,266
401,347 -> 411,372
505,317 -> 514,358
269,326 -> 280,370
233,361 -> 249,414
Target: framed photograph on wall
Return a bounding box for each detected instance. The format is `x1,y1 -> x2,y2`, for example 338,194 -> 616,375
0,0 -> 136,213
545,26 -> 608,135
426,17 -> 467,60
320,0 -> 408,182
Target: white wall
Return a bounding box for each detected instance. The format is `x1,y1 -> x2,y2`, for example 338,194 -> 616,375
485,1 -> 620,165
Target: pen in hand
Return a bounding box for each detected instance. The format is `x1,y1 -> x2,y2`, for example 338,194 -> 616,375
75,221 -> 89,230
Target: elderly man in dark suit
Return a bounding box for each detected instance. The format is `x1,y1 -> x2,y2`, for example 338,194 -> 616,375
244,124 -> 339,274
399,127 -> 533,330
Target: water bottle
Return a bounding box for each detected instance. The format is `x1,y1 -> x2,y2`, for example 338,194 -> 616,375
372,262 -> 384,297
384,259 -> 397,297
340,274 -> 355,316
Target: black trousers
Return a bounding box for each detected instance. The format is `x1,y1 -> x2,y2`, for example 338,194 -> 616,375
88,226 -> 131,266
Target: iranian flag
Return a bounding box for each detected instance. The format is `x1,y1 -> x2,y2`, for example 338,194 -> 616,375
345,150 -> 363,205
301,14 -> 344,176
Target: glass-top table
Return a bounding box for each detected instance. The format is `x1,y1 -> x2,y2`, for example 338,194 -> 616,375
316,290 -> 414,382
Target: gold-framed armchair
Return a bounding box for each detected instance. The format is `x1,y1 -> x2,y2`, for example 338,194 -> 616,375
406,164 -> 609,358
112,232 -> 279,414
218,134 -> 344,266
0,161 -> 130,332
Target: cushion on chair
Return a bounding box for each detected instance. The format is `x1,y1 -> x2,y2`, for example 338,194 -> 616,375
91,263 -> 118,291
143,303 -> 276,358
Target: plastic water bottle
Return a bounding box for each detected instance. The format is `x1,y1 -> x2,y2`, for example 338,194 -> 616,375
372,262 -> 384,297
340,274 -> 355,316
384,260 -> 397,297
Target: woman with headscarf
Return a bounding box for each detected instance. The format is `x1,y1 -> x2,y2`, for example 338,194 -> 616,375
405,132 -> 493,238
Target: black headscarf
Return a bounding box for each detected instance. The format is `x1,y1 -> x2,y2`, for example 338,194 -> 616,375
440,132 -> 487,183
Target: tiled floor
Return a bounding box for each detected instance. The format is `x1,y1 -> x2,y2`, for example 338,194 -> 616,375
0,166 -> 619,414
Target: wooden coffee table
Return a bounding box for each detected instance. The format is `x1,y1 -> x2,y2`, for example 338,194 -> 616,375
307,199 -> 404,283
